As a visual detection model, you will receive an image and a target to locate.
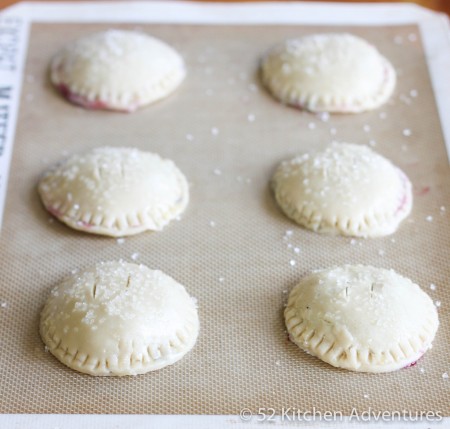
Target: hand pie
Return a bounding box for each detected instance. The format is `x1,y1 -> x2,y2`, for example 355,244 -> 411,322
261,33 -> 396,113
38,146 -> 189,237
271,142 -> 412,237
40,261 -> 200,376
50,29 -> 185,112
285,265 -> 439,372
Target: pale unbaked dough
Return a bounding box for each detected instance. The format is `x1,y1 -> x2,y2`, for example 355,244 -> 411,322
261,33 -> 396,113
38,146 -> 189,237
50,29 -> 185,112
271,142 -> 412,237
40,261 -> 199,376
285,265 -> 439,373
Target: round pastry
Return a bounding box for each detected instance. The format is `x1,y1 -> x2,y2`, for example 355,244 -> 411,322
50,29 -> 186,112
271,142 -> 412,237
261,33 -> 396,113
40,261 -> 200,376
285,265 -> 439,372
38,146 -> 189,237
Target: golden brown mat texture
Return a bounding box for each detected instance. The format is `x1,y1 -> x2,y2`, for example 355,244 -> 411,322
0,23 -> 448,414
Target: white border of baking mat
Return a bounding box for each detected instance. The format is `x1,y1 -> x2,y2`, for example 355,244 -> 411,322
0,1 -> 449,427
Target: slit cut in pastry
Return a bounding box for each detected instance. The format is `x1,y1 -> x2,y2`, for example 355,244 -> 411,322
261,33 -> 396,113
50,29 -> 186,112
271,142 -> 412,237
38,146 -> 189,237
40,261 -> 200,376
285,265 -> 439,373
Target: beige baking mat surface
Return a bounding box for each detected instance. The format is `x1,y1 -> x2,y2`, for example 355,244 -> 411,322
0,22 -> 449,415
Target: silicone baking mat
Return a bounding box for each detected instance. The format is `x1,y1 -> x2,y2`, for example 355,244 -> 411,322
0,21 -> 448,415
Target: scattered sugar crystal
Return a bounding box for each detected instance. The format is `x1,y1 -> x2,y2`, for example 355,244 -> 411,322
131,252 -> 139,261
435,300 -> 441,308
369,140 -> 377,147
294,247 -> 300,254
211,127 -> 219,136
350,239 -> 357,245
419,367 -> 425,374
117,238 -> 125,245
308,122 -> 316,130
363,394 -> 369,399
394,36 -> 403,45
275,360 -> 281,366
430,283 -> 436,291
283,290 -> 288,294
289,260 -> 296,266
285,230 -> 293,237
213,168 -> 222,176
378,249 -> 385,256
248,83 -> 258,92
443,372 -> 449,380
440,206 -> 446,212
319,112 -> 330,122
282,63 -> 292,74
363,125 -> 371,133
218,277 -> 225,283
426,215 -> 433,222
0,301 -> 7,309
73,204 -> 80,210
186,134 -> 194,141
247,113 -> 256,122
245,178 -> 252,184
403,128 -> 412,137
410,89 -> 418,98
209,221 -> 216,227
287,243 -> 293,249
408,33 -> 418,42
379,111 -> 387,120
391,238 -> 396,243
